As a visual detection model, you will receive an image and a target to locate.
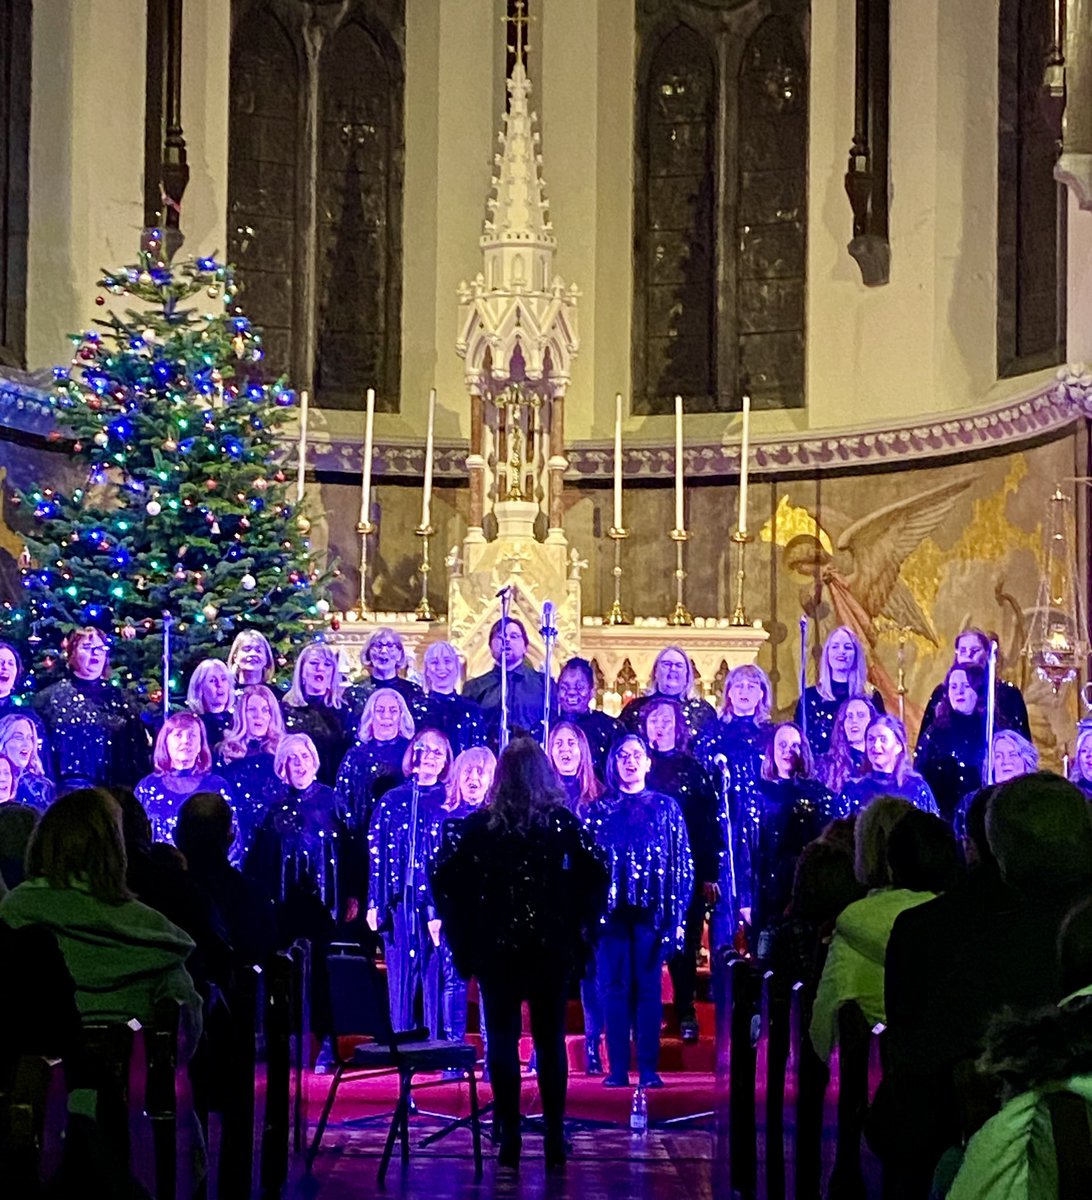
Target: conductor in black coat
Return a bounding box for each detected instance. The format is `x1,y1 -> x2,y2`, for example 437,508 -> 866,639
431,738 -> 608,1172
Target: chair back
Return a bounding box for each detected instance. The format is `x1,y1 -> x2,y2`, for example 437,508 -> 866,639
327,948 -> 393,1044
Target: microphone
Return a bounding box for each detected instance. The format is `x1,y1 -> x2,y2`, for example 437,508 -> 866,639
540,600 -> 557,638
411,742 -> 424,774
713,753 -> 730,776
496,585 -> 512,599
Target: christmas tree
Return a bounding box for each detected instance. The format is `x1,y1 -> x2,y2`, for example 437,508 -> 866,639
4,232 -> 333,702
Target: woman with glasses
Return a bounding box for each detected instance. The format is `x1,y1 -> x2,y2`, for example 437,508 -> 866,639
588,733 -> 694,1089
343,629 -> 427,733
620,646 -> 716,745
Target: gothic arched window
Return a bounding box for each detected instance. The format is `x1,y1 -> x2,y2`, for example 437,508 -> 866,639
997,0 -> 1066,377
0,0 -> 31,368
227,1 -> 404,410
634,1 -> 809,416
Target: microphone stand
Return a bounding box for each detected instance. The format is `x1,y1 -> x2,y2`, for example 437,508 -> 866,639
498,589 -> 512,755
717,757 -> 736,921
404,745 -> 423,967
798,615 -> 809,747
983,640 -> 998,785
540,601 -> 558,751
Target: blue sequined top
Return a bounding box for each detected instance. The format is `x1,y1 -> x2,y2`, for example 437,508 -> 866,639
335,737 -> 410,828
793,683 -> 885,758
421,691 -> 488,756
135,769 -> 233,843
219,747 -> 283,857
368,780 -> 449,922
839,770 -> 939,817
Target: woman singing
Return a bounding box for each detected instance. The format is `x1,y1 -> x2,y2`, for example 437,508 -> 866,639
547,721 -> 603,814
817,696 -> 878,796
217,684 -> 285,856
794,626 -> 883,757
0,714 -> 55,812
281,642 -> 348,786
185,658 -> 235,752
840,715 -> 938,817
135,713 -> 232,843
335,687 -> 415,827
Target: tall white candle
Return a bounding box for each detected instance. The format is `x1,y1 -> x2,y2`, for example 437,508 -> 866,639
421,388 -> 436,528
674,394 -> 685,533
613,392 -> 623,530
738,391 -> 752,536
296,389 -> 309,504
360,387 -> 376,527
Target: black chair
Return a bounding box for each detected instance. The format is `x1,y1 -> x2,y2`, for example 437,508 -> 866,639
307,947 -> 483,1184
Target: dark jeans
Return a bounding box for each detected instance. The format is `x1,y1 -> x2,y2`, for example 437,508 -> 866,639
597,912 -> 663,1079
425,936 -> 469,1042
478,978 -> 568,1145
668,889 -> 709,1021
580,955 -> 602,1041
382,905 -> 434,1032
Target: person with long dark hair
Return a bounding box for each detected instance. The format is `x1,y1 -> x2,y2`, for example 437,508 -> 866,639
589,733 -> 694,1089
916,627 -> 1030,743
431,738 -> 608,1171
641,697 -> 722,1044
794,626 -> 884,757
817,696 -> 877,797
547,721 -> 603,815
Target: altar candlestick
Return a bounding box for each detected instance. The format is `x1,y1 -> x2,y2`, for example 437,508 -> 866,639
738,390 -> 751,536
296,389 -> 309,503
613,392 -> 624,530
674,394 -> 685,533
421,388 -> 436,528
360,387 -> 376,527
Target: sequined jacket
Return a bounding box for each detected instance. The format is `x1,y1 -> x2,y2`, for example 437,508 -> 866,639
135,770 -> 233,843
587,787 -> 695,952
13,772 -> 54,813
335,736 -> 410,827
34,674 -> 151,791
281,697 -> 349,786
621,693 -> 716,745
219,748 -> 283,857
914,713 -> 993,824
918,677 -> 1030,743
367,781 -> 449,923
420,691 -> 487,756
793,684 -> 885,758
431,805 -> 608,986
648,749 -> 723,884
343,677 -> 428,735
839,770 -> 939,817
752,777 -> 834,934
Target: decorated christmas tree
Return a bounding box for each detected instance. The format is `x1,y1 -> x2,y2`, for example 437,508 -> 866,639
3,233 -> 333,702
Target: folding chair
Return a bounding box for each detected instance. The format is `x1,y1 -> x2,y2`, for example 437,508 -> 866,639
306,946 -> 483,1183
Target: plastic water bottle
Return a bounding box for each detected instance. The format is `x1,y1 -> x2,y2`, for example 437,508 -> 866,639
629,1085 -> 648,1135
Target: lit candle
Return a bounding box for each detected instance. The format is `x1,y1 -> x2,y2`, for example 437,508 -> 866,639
421,388 -> 436,529
674,394 -> 685,533
360,387 -> 376,527
295,389 -> 309,504
613,392 -> 623,530
738,390 -> 751,536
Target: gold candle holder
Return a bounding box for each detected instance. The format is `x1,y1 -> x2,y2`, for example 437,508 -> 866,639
729,529 -> 753,627
355,517 -> 376,620
414,524 -> 436,622
604,527 -> 631,625
667,528 -> 693,626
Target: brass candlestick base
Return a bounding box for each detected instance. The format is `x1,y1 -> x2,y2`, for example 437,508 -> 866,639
604,527 -> 631,625
667,528 -> 694,626
729,529 -> 753,627
415,523 -> 436,622
356,517 -> 377,619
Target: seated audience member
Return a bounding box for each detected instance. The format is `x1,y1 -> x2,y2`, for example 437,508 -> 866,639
0,802 -> 39,892
881,774 -> 1092,1198
810,802 -> 960,1061
0,788 -> 203,1056
173,791 -> 279,967
948,897 -> 1092,1200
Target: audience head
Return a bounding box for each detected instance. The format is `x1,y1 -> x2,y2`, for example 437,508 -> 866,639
818,626 -> 868,699
723,663 -> 772,723
0,641 -> 23,699
1059,896 -> 1092,998
66,626 -> 109,681
219,684 -> 284,761
650,646 -> 695,700
186,658 -> 233,716
1070,726 -> 1092,784
26,788 -> 129,904
790,838 -> 865,925
113,786 -> 151,854
986,772 -> 1092,898
286,641 -> 343,709
607,733 -> 653,794
423,641 -> 462,695
886,809 -> 962,894
991,729 -> 1038,784
445,746 -> 496,812
941,662 -> 987,720
854,795 -> 914,888
153,712 -> 212,775
558,657 -> 596,716
274,733 -> 321,791
357,687 -> 414,743
761,721 -> 814,781
487,736 -> 565,832
174,791 -> 236,866
227,629 -> 276,684
402,727 -> 453,785
641,696 -> 688,753
0,802 -> 38,890
487,619 -> 529,671
864,714 -> 912,782
548,721 -> 602,807
363,628 -> 408,680
0,714 -> 43,777
961,785 -> 1001,869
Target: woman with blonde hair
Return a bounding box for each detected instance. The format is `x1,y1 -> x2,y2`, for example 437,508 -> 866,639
135,712 -> 231,843
227,629 -> 279,690
0,714 -> 55,812
794,626 -> 883,757
421,641 -> 487,756
335,687 -> 415,825
217,684 -> 285,855
185,657 -> 235,753
1068,725 -> 1092,799
281,641 -> 347,785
